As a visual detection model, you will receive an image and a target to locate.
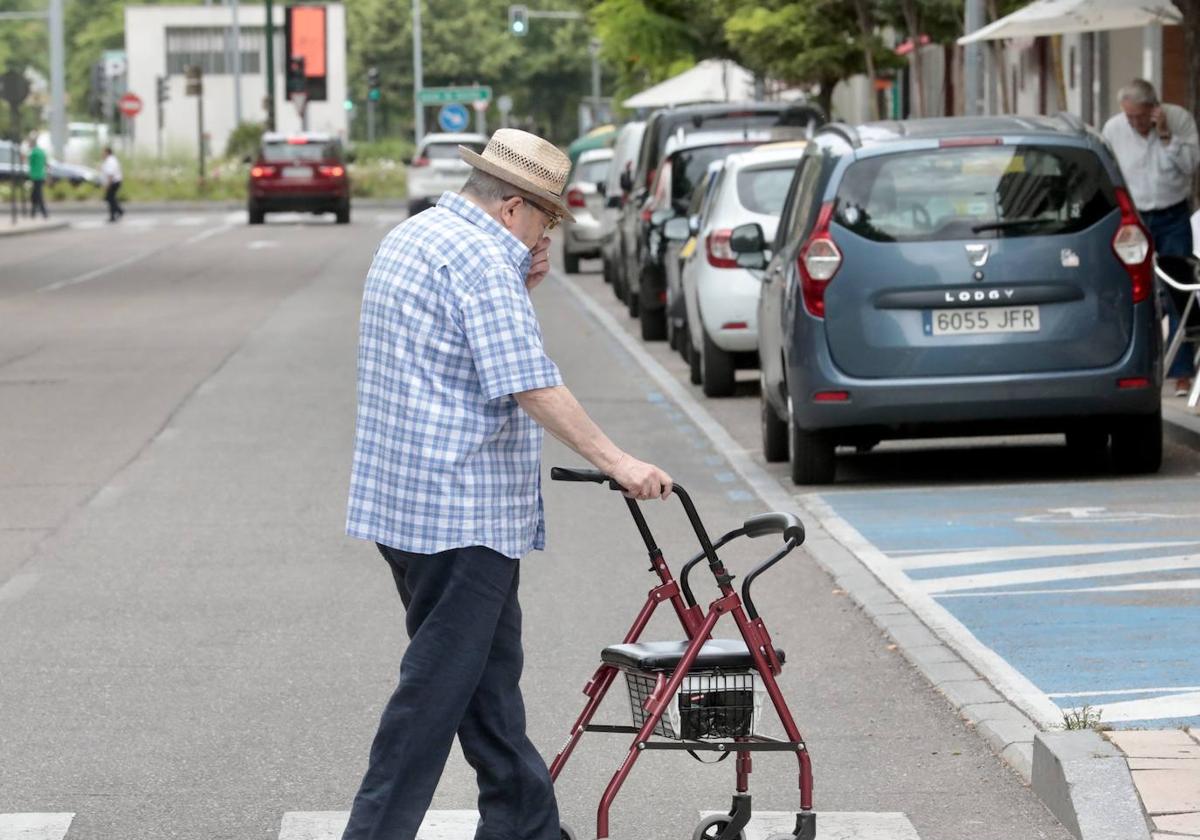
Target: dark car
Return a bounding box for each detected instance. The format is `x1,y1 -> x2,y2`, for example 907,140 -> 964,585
635,128 -> 807,340
248,132 -> 350,225
738,115 -> 1163,484
613,101 -> 825,316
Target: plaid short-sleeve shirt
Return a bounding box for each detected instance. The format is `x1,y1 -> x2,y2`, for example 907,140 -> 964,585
346,192 -> 563,558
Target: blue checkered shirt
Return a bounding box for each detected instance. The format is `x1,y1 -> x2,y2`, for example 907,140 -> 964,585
346,192 -> 563,559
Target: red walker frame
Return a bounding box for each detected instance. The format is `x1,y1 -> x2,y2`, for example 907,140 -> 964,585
547,467 -> 816,840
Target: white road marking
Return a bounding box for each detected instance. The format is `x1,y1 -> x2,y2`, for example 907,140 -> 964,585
700,811 -> 919,840
0,573 -> 38,604
40,222 -> 235,292
555,271 -> 1064,729
895,541 -> 1200,570
282,811 -> 921,840
921,553 -> 1200,594
0,813 -> 74,840
70,219 -> 105,230
279,811 -> 478,839
1016,507 -> 1192,524
171,216 -> 207,227
938,578 -> 1200,597
1048,686 -> 1200,698
248,240 -> 280,250
1086,691 -> 1200,723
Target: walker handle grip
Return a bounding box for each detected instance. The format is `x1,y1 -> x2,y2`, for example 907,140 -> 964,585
743,512 -> 806,546
550,466 -> 611,485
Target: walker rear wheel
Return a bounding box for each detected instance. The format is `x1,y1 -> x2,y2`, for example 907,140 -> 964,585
559,823 -> 577,840
692,815 -> 746,840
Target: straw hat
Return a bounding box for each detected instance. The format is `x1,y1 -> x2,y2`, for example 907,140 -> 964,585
459,129 -> 575,223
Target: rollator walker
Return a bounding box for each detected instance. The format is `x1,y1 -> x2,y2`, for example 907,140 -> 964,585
548,467 -> 816,840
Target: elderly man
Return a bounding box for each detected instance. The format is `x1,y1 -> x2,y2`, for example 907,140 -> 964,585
342,129 -> 672,840
1104,79 -> 1200,394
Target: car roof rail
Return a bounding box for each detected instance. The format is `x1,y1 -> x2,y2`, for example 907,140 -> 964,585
1053,111 -> 1089,136
817,122 -> 861,148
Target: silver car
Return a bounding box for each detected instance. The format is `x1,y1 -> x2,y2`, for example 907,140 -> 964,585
561,148 -> 614,274
406,132 -> 488,215
600,121 -> 646,287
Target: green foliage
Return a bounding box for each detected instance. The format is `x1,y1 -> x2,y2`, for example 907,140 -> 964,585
350,137 -> 416,163
224,122 -> 265,161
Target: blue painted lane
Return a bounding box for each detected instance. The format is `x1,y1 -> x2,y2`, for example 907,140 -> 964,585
815,478 -> 1200,729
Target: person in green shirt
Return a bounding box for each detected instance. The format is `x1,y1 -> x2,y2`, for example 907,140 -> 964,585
27,134 -> 48,219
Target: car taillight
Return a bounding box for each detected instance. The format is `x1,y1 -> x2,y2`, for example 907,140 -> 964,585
318,165 -> 345,177
796,201 -> 842,318
250,165 -> 276,178
410,156 -> 430,168
641,206 -> 653,223
567,187 -> 586,208
706,229 -> 737,268
1113,187 -> 1152,304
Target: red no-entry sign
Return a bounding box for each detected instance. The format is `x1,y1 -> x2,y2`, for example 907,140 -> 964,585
118,92 -> 143,118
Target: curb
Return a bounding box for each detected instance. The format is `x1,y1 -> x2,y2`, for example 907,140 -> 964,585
0,220 -> 70,238
1032,732 -> 1151,840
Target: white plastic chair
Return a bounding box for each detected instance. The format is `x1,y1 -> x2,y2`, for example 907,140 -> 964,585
1155,255 -> 1200,409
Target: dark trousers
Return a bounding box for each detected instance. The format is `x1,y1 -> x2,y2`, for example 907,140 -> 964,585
105,182 -> 123,221
30,179 -> 47,219
342,544 -> 560,840
1145,201 -> 1195,379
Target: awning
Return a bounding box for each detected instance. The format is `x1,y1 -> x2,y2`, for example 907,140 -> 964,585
958,0 -> 1180,44
622,60 -> 756,110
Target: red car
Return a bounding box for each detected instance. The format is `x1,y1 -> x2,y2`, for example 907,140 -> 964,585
248,132 -> 350,224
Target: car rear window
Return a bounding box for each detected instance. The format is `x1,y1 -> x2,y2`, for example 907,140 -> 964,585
423,142 -> 483,159
834,144 -> 1117,242
262,141 -> 341,163
672,143 -> 751,203
737,164 -> 797,215
573,158 -> 610,185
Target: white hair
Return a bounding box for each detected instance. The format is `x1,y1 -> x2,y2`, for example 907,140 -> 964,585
1119,79 -> 1159,107
462,169 -> 512,202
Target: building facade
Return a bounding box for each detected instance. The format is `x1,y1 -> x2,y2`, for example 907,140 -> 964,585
124,4 -> 347,158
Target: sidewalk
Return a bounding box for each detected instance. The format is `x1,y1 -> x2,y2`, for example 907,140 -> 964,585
0,218 -> 69,238
1163,395 -> 1200,449
1106,730 -> 1200,839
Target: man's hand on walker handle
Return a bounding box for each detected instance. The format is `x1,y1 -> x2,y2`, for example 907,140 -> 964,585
606,452 -> 673,500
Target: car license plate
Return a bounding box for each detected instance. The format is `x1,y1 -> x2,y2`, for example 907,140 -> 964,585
927,305 -> 1040,336
282,166 -> 311,178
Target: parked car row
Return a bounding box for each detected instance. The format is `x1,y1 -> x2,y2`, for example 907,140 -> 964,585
0,140 -> 102,187
572,106 -> 1164,484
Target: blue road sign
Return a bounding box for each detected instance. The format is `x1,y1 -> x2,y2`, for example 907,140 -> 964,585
438,103 -> 470,133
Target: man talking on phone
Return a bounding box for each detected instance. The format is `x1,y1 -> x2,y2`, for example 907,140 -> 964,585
1104,79 -> 1200,395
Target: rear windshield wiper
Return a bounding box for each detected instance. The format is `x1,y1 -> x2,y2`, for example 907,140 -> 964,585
971,217 -> 1060,233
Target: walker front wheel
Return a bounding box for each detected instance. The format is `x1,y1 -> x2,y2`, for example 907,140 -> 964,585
691,815 -> 746,840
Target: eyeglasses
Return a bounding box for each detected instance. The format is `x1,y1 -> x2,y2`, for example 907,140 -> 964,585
505,195 -> 561,231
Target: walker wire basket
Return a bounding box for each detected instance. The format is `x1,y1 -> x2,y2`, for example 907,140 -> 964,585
623,668 -> 763,741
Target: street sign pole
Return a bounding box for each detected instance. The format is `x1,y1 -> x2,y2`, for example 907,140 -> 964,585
412,0 -> 425,145
230,0 -> 243,126
963,0 -> 985,116
367,98 -> 376,143
48,0 -> 65,160
264,0 -> 276,130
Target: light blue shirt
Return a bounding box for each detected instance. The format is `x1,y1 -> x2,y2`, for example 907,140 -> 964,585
346,192 -> 563,559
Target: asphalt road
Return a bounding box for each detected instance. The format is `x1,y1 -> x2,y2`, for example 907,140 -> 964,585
0,208 -> 1094,840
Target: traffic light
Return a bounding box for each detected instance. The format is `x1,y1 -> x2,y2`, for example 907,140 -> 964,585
367,66 -> 381,102
508,4 -> 528,36
155,74 -> 169,106
286,56 -> 307,96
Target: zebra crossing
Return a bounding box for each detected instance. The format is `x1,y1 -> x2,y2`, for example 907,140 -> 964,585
0,810 -> 921,839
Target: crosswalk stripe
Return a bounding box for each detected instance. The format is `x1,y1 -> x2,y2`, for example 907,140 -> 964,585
700,811 -> 919,840
894,541 -> 1200,570
281,810 -> 922,840
0,813 -> 74,840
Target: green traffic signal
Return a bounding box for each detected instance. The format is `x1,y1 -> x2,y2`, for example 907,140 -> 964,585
368,88 -> 381,102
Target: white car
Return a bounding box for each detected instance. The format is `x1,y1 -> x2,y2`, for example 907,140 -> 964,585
674,143 -> 806,397
561,148 -> 614,274
406,132 -> 488,215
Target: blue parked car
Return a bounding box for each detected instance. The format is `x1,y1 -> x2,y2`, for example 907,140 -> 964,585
735,115 -> 1162,484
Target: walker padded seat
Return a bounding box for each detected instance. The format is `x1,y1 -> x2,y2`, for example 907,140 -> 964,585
601,639 -> 786,672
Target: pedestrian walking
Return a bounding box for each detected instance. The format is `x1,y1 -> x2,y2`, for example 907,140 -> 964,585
341,128 -> 673,840
101,146 -> 124,222
1103,78 -> 1200,395
27,135 -> 48,220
